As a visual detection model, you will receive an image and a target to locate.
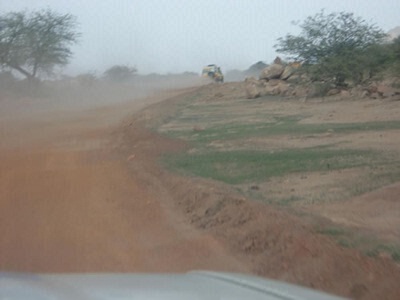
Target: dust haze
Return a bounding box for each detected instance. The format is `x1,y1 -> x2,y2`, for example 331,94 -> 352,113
0,75 -> 203,120
0,74 -> 204,151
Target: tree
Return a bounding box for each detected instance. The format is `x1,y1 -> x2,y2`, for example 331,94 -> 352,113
0,9 -> 79,80
275,11 -> 387,85
103,65 -> 137,82
389,36 -> 400,74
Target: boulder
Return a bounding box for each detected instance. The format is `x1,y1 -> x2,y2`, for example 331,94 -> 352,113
278,82 -> 291,95
245,77 -> 264,99
360,90 -> 369,98
286,74 -> 301,84
291,85 -> 310,98
367,84 -> 378,94
264,84 -> 280,95
340,90 -> 351,99
259,64 -> 285,80
281,66 -> 295,80
266,79 -> 281,86
264,80 -> 290,95
377,84 -> 397,98
327,89 -> 340,96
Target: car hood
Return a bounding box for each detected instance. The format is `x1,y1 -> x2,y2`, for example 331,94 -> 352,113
0,271 -> 345,300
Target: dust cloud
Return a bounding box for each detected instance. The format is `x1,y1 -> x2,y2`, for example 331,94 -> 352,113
0,74 -> 205,150
0,74 -> 204,122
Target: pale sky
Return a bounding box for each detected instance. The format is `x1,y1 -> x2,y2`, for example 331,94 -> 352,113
1,0 -> 399,75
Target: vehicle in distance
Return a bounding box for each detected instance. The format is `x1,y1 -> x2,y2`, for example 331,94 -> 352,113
202,64 -> 224,82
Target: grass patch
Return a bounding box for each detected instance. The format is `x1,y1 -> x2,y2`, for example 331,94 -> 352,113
317,227 -> 347,236
277,195 -> 303,206
163,118 -> 400,144
364,244 -> 400,262
337,238 -> 354,248
317,225 -> 400,262
164,148 -> 376,184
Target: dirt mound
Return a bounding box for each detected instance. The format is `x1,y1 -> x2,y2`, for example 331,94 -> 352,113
309,182 -> 400,243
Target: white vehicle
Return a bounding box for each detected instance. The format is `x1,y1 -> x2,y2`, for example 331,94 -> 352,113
1,271 -> 344,299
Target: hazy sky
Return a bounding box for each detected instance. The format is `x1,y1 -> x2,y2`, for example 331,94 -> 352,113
1,0 -> 399,75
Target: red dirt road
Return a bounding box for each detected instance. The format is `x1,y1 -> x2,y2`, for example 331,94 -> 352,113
2,86 -> 400,299
0,91 -> 247,273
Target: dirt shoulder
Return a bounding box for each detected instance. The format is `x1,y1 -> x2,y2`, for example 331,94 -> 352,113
118,83 -> 400,299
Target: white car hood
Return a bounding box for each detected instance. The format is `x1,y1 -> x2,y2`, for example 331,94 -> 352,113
0,271 -> 345,300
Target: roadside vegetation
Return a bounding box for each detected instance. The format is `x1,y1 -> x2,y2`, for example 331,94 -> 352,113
0,9 -> 79,81
275,10 -> 400,86
160,92 -> 400,202
156,84 -> 400,264
317,226 -> 400,263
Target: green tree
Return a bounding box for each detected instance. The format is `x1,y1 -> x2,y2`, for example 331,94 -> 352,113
103,65 -> 137,82
390,36 -> 400,74
275,11 -> 387,85
0,9 -> 79,80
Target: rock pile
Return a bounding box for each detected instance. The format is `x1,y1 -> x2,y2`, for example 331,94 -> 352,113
244,57 -> 400,101
245,57 -> 302,99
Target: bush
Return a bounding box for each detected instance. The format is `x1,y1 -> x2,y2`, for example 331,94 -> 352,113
275,11 -> 387,86
103,65 -> 137,82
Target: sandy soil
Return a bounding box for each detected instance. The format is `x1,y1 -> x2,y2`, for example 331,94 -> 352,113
1,81 -> 400,299
0,85 -> 248,273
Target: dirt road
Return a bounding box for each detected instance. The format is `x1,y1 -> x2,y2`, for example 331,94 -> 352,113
2,83 -> 400,299
0,89 -> 247,273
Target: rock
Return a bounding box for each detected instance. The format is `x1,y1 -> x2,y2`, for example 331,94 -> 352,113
291,85 -> 309,98
264,84 -> 280,95
367,84 -> 378,94
259,64 -> 285,80
264,80 -> 290,95
361,90 -> 369,98
377,84 -> 396,98
340,90 -> 351,98
281,66 -> 295,80
266,79 -> 281,86
245,85 -> 260,99
327,89 -> 340,96
286,74 -> 301,84
245,77 -> 263,99
370,92 -> 380,99
278,82 -> 291,95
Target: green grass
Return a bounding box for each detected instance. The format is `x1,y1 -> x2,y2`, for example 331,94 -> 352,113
164,148 -> 376,184
317,225 -> 400,262
164,118 -> 400,144
277,195 -> 303,206
375,244 -> 400,262
159,92 -> 400,196
317,227 -> 347,236
365,244 -> 400,262
337,238 -> 355,248
156,88 -> 400,263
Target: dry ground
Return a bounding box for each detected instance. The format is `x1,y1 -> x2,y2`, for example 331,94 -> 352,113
1,80 -> 400,299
